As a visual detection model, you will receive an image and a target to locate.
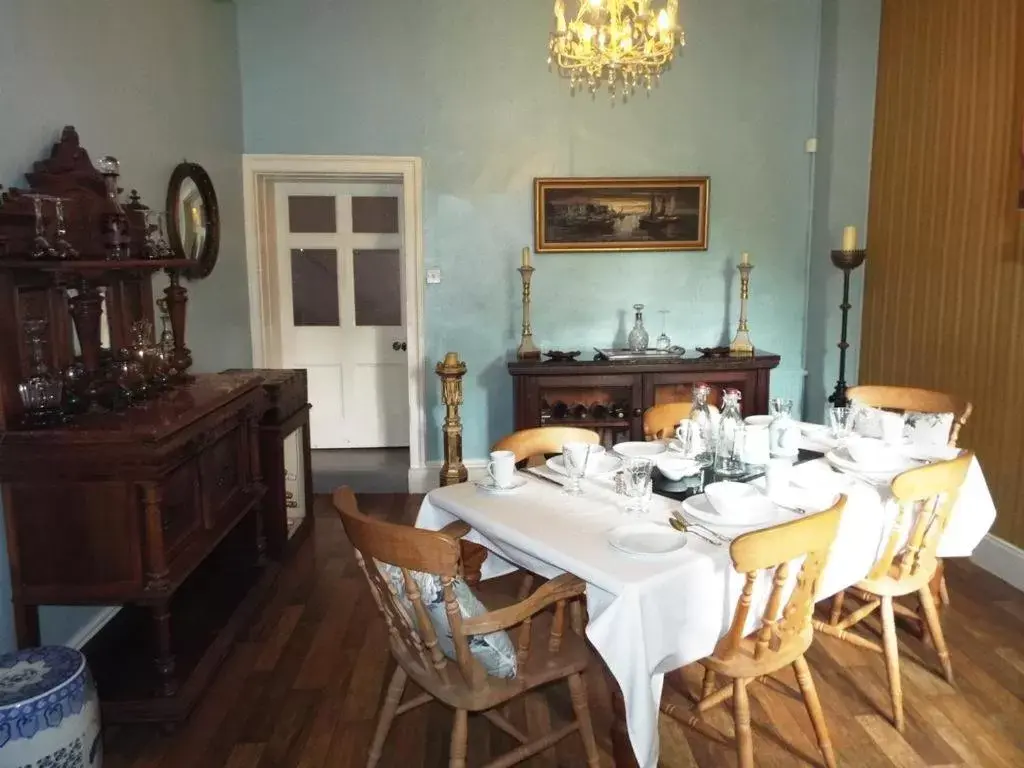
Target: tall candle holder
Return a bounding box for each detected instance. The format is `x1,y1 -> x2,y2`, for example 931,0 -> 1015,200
517,264 -> 541,360
827,248 -> 867,408
729,261 -> 755,356
436,351 -> 468,487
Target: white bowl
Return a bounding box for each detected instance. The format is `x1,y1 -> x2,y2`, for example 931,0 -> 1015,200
744,415 -> 773,427
614,441 -> 667,459
704,481 -> 761,517
656,455 -> 701,481
846,436 -> 900,468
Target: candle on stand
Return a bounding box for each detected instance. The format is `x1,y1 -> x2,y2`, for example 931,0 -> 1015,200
521,246 -> 531,268
841,225 -> 858,252
741,251 -> 750,265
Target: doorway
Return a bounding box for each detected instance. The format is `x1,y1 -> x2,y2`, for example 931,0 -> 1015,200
243,156 -> 426,478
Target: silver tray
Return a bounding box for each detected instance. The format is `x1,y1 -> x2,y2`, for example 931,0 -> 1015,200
595,347 -> 687,361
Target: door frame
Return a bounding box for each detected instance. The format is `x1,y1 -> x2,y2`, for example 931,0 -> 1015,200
242,154 -> 426,469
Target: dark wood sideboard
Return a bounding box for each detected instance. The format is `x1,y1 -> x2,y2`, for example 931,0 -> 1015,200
0,372 -> 286,724
508,352 -> 781,443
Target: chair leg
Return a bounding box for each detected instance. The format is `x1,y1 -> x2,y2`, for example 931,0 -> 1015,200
733,678 -> 754,768
367,666 -> 408,768
918,585 -> 955,684
939,574 -> 951,606
517,573 -> 535,601
829,590 -> 846,625
793,655 -> 837,768
880,596 -> 905,732
568,673 -> 601,768
450,708 -> 468,768
701,667 -> 717,701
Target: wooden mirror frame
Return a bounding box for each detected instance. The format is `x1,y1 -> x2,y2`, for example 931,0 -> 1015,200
166,161 -> 220,280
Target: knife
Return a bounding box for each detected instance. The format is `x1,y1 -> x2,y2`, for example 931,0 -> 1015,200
523,468 -> 564,487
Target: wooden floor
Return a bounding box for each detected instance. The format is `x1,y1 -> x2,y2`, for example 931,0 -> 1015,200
104,494 -> 1024,768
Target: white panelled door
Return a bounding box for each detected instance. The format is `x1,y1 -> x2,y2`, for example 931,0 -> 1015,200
273,182 -> 409,449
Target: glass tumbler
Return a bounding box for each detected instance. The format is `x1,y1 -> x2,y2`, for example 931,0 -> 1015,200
620,456 -> 655,515
828,406 -> 855,441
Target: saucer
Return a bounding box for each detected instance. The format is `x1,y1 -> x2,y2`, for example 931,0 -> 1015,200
474,475 -> 527,494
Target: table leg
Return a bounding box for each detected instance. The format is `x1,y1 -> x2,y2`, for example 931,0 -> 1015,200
151,600 -> 178,697
14,602 -> 40,648
459,541 -> 487,586
611,690 -> 640,768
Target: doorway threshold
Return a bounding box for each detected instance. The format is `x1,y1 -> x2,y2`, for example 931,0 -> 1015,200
312,447 -> 409,494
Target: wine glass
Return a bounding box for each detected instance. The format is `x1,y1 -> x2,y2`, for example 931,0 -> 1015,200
52,198 -> 78,259
561,442 -> 592,496
26,194 -> 57,259
144,211 -> 173,259
656,309 -> 671,351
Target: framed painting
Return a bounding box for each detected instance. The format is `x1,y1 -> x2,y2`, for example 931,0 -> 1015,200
534,176 -> 709,253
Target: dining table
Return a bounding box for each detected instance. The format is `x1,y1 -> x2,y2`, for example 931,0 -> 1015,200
414,428 -> 997,768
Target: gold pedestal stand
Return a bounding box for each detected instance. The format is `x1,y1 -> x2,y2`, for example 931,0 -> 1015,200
729,262 -> 755,356
436,352 -> 468,487
517,265 -> 541,360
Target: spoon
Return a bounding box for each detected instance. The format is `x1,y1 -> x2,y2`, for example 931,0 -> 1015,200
668,517 -> 722,546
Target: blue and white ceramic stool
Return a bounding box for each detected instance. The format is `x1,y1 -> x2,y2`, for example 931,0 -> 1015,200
0,646 -> 102,768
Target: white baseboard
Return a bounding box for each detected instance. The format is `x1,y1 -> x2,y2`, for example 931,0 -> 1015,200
66,607 -> 121,650
408,460 -> 488,493
971,534 -> 1024,592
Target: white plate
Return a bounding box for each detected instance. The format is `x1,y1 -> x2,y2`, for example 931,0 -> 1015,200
798,422 -> 832,439
768,486 -> 838,514
614,441 -> 667,459
474,475 -> 527,494
790,462 -> 850,493
826,447 -> 915,477
546,453 -> 623,478
681,493 -> 781,528
607,522 -> 687,556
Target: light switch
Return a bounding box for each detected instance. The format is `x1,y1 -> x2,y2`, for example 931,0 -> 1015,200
426,268 -> 442,284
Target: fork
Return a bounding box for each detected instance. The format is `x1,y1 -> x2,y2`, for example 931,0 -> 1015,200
671,511 -> 732,543
668,517 -> 722,546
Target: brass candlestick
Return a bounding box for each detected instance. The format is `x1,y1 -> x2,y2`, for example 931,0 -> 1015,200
436,351 -> 468,487
729,260 -> 755,356
517,264 -> 541,360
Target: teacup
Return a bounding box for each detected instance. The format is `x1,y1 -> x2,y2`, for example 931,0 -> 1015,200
487,450 -> 516,488
674,421 -> 703,458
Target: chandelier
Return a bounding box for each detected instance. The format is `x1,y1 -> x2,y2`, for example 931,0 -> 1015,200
549,0 -> 685,96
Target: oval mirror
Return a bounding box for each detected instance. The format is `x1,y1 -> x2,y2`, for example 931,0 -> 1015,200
166,161 -> 220,280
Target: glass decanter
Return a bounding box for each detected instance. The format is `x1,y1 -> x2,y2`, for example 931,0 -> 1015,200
688,382 -> 716,468
769,397 -> 800,457
714,388 -> 747,477
18,319 -> 64,425
96,155 -> 130,260
627,303 -> 649,352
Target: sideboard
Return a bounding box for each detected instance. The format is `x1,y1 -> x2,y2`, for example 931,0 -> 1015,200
508,352 -> 781,444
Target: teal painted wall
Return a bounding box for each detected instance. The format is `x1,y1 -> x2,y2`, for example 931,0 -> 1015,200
804,0 -> 881,422
238,0 -> 848,461
0,0 -> 248,652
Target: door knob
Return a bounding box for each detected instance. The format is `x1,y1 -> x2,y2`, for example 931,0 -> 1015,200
392,341 -> 407,351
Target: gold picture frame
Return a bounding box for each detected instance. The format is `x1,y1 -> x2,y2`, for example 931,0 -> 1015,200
534,176 -> 710,253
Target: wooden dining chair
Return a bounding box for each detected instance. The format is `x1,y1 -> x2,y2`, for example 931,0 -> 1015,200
829,385 -> 972,623
333,487 -> 600,768
813,453 -> 972,732
492,426 -> 600,599
493,425 -> 600,467
642,402 -> 720,440
663,496 -> 847,768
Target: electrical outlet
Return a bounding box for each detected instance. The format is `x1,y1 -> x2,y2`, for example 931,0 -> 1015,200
805,137 -> 818,154
426,268 -> 442,284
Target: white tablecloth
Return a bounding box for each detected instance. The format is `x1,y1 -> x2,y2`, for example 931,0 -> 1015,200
414,452 -> 996,768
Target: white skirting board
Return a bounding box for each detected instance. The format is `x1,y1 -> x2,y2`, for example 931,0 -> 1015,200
409,460 -> 488,493
66,606 -> 121,650
972,534 -> 1024,592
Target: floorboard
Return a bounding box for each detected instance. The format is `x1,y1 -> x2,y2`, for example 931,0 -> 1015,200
102,494 -> 1024,768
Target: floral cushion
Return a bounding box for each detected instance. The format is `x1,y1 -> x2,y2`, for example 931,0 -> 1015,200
376,562 -> 517,679
852,404 -> 953,447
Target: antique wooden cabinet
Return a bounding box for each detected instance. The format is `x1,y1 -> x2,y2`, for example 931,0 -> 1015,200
0,373 -> 269,722
508,352 -> 781,444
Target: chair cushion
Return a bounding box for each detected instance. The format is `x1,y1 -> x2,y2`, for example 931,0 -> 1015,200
853,405 -> 953,447
376,563 -> 517,679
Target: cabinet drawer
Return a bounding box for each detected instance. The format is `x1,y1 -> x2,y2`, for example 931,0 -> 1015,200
161,460 -> 202,558
199,426 -> 245,527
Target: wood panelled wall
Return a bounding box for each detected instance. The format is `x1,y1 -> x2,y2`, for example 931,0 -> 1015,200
862,0 -> 1024,546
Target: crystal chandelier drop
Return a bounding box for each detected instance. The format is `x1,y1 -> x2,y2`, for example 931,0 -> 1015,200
549,0 -> 685,97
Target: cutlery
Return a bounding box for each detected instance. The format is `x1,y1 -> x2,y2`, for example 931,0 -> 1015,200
668,517 -> 721,546
774,502 -> 807,516
673,510 -> 733,543
523,468 -> 563,487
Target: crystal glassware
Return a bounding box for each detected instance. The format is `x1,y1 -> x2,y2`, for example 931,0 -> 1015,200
18,318 -> 64,425
769,397 -> 800,457
144,210 -> 173,260
620,456 -> 655,515
52,198 -> 78,259
26,194 -> 57,259
714,388 -> 747,477
655,310 -> 671,351
561,441 -> 593,496
688,382 -> 716,467
828,406 -> 855,441
627,303 -> 649,352
96,155 -> 130,260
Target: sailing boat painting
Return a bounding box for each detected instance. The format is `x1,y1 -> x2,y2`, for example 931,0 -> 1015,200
535,177 -> 709,252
